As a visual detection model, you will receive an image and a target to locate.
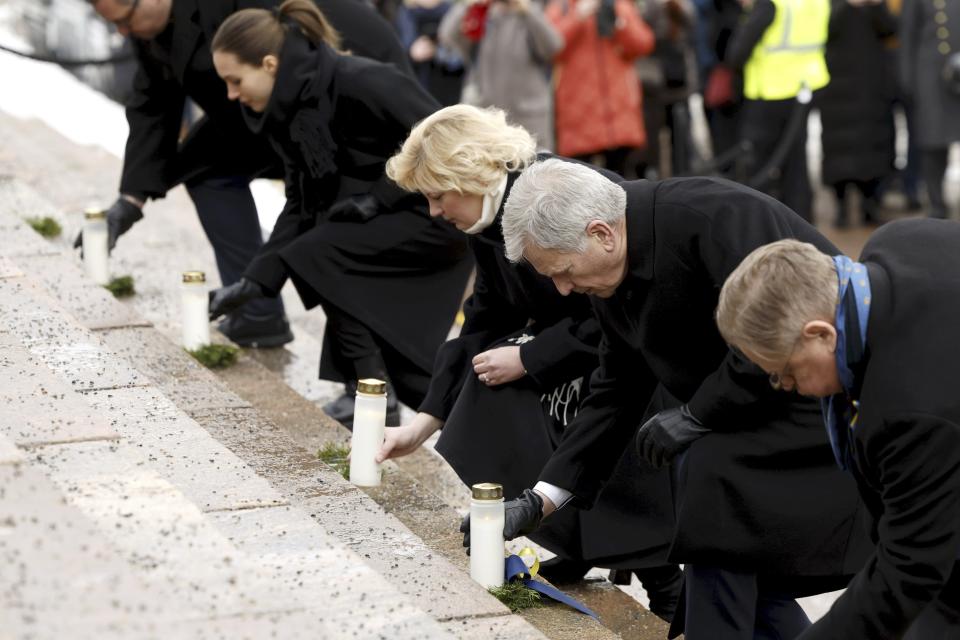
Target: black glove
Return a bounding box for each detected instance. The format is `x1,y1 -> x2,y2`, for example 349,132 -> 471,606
460,488 -> 544,551
326,194 -> 381,223
635,405 -> 710,468
208,277 -> 266,320
74,197 -> 144,253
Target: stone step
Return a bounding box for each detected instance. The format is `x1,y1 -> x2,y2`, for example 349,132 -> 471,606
0,178 -> 549,637
0,255 -> 450,638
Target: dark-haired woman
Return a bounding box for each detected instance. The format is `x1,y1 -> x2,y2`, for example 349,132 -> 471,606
209,0 -> 472,425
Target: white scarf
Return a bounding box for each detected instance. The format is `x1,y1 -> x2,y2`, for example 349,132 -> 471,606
464,174 -> 509,235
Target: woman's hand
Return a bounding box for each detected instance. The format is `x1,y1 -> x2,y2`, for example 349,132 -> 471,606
375,413 -> 442,462
472,346 -> 526,386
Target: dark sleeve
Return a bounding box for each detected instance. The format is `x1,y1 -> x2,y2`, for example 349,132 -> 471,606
418,265 -> 527,419
867,2 -> 898,38
897,0 -> 919,98
242,157 -> 304,294
519,315 -> 601,390
118,43 -> 186,200
315,0 -> 416,76
676,185 -> 837,428
724,0 -> 775,69
537,309 -> 660,507
350,63 -> 440,210
799,414 -> 960,640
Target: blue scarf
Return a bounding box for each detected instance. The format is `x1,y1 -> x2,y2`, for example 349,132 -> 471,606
820,255 -> 871,470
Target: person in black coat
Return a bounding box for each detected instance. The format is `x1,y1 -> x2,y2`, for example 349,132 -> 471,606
717,220 -> 960,639
491,158 -> 871,639
208,1 -> 472,423
83,0 -> 413,347
381,105 -> 682,619
819,0 -> 897,227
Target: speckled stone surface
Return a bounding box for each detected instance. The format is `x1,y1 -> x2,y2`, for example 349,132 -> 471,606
191,407 -> 512,622
0,331 -> 118,445
17,253 -> 151,330
0,216 -> 59,258
97,327 -> 250,412
440,616 -> 554,640
0,462 -> 177,638
0,432 -> 24,465
0,277 -> 145,390
0,255 -> 24,279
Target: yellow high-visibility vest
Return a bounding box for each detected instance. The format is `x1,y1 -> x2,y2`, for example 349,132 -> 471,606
743,0 -> 831,100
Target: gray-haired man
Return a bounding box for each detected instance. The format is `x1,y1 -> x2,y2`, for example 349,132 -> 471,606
481,158 -> 870,638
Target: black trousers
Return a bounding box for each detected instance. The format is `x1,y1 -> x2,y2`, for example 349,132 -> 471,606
322,303 -> 384,380
739,98 -> 813,222
185,175 -> 285,320
677,566 -> 811,640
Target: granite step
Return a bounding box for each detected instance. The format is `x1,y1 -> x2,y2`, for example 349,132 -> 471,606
0,179 -> 548,638
0,254 -> 450,638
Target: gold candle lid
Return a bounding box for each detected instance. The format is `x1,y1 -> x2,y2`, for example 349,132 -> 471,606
357,378 -> 386,395
182,271 -> 206,284
471,483 -> 503,500
357,378 -> 387,396
84,207 -> 106,220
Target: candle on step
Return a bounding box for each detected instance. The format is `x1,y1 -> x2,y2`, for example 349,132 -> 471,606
181,271 -> 210,350
82,208 -> 110,285
470,482 -> 505,588
349,378 -> 387,487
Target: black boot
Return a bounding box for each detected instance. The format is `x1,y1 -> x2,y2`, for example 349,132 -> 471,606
321,380 -> 400,429
537,557 -> 593,584
633,564 -> 683,623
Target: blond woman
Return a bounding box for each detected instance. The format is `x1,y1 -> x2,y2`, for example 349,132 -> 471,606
381,104 -> 682,616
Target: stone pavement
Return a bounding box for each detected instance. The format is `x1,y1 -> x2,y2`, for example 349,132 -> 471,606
0,245 -> 449,638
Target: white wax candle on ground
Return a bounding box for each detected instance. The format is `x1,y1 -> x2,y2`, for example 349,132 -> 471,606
350,383 -> 387,487
82,219 -> 109,285
181,272 -> 210,350
470,483 -> 505,589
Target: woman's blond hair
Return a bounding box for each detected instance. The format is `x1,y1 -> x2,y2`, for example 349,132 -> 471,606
386,105 -> 538,196
716,239 -> 839,360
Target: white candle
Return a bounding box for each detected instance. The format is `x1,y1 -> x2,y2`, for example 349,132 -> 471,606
349,379 -> 387,487
470,483 -> 505,588
82,209 -> 110,285
181,271 -> 210,350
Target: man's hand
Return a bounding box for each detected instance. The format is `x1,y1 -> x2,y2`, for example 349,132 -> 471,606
208,277 -> 265,320
327,194 -> 381,223
460,488 -> 544,550
376,413 -> 443,462
472,346 -> 526,386
74,197 -> 143,253
635,405 -> 710,468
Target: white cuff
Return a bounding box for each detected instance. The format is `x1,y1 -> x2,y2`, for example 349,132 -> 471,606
534,481 -> 573,510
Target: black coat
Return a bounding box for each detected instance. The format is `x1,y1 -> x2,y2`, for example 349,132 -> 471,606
238,32 -> 470,407
428,166 -> 675,565
819,1 -> 897,186
799,219 -> 960,639
540,176 -> 870,577
120,0 -> 413,200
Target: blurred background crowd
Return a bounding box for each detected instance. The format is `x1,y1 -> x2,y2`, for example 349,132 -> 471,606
8,0 -> 960,228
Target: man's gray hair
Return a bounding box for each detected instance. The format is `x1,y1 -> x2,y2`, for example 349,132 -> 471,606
502,159 -> 627,263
